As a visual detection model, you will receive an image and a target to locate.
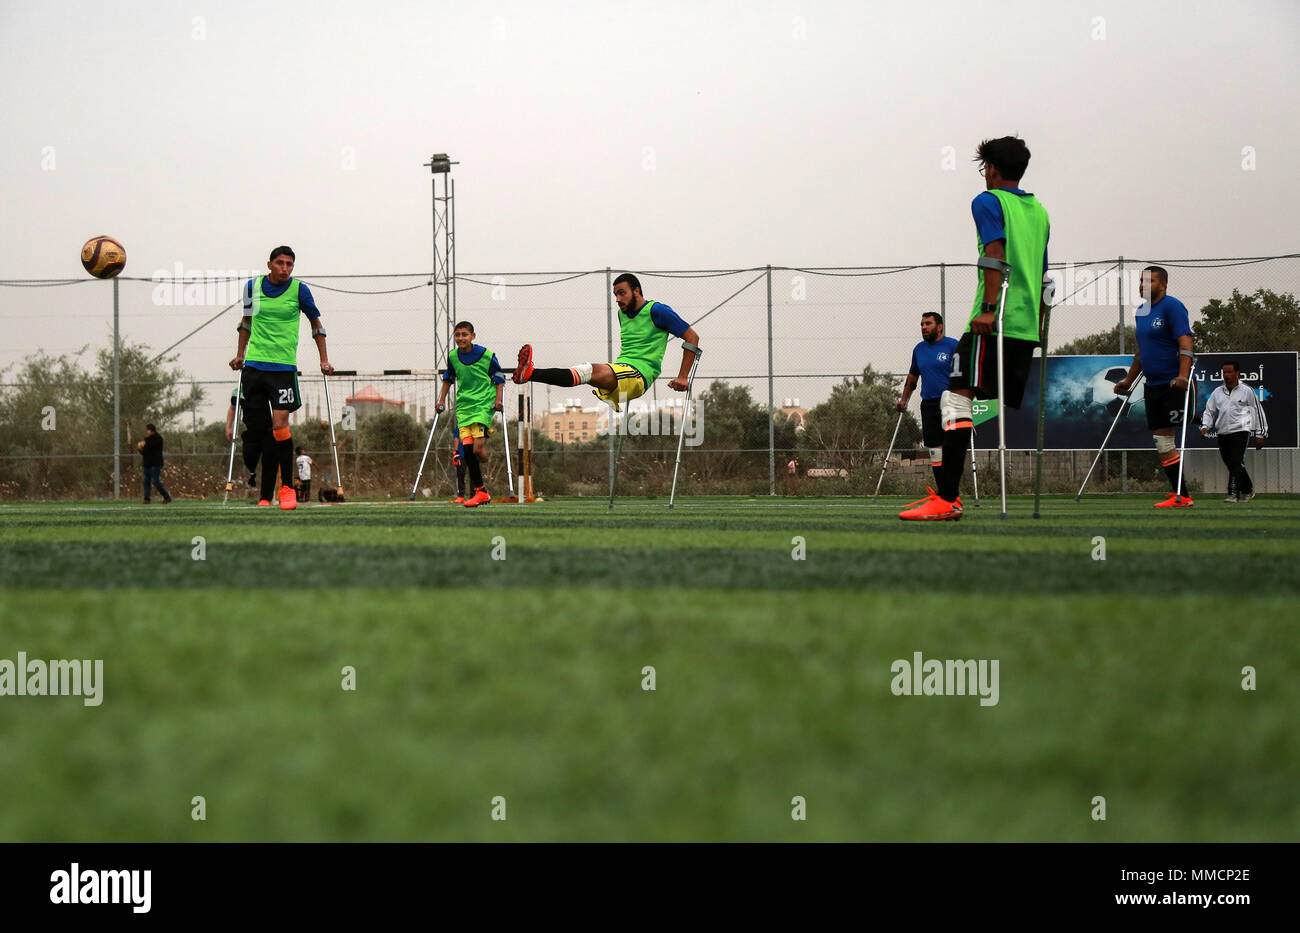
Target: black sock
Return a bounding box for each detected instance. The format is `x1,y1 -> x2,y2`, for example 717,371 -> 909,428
529,367 -> 579,387
455,463 -> 466,497
931,463 -> 943,489
278,438 -> 294,492
465,447 -> 484,491
939,428 -> 971,502
259,431 -> 278,501
1163,462 -> 1189,497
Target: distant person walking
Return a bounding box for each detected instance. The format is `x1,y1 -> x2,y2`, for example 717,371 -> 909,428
137,424 -> 171,504
1200,360 -> 1268,502
295,447 -> 315,502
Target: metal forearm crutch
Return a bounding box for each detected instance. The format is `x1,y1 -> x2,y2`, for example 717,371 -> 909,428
871,409 -> 905,502
1032,302 -> 1052,519
977,256 -> 1012,520
223,380 -> 242,505
500,401 -> 514,500
668,344 -> 703,510
410,409 -> 442,500
607,419 -> 627,510
1174,357 -> 1197,503
321,372 -> 343,498
1075,373 -> 1145,501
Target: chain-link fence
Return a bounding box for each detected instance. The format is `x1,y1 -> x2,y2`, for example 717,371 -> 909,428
2,255 -> 1297,499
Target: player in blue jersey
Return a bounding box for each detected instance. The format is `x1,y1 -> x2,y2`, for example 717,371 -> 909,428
1112,266 -> 1196,508
896,312 -> 960,491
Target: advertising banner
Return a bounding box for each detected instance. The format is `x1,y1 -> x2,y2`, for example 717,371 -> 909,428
971,352 -> 1297,450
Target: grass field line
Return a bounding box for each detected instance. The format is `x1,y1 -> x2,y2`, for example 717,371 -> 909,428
5,523 -> 1300,555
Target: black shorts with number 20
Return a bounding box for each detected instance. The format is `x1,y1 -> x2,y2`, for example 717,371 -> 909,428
240,366 -> 302,413
949,331 -> 1038,409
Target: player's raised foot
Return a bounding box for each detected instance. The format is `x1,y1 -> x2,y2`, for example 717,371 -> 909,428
901,487 -> 938,510
464,488 -> 491,508
247,472 -> 257,488
900,494 -> 962,521
279,486 -> 298,510
513,345 -> 534,384
257,499 -> 272,507
1240,492 -> 1255,502
1154,493 -> 1193,508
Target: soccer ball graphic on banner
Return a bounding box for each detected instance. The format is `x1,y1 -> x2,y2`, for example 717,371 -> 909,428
1086,366 -> 1145,417
81,236 -> 127,279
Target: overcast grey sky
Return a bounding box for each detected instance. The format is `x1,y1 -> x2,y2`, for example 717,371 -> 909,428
2,0 -> 1298,419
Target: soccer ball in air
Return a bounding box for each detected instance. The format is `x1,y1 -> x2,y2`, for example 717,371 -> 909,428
81,236 -> 127,279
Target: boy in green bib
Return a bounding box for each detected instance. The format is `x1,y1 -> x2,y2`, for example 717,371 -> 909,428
511,272 -> 700,412
229,246 -> 334,510
435,321 -> 506,508
901,137 -> 1051,522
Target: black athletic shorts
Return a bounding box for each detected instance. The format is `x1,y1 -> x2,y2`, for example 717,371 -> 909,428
949,332 -> 1037,408
920,398 -> 943,448
1144,381 -> 1192,431
240,366 -> 302,413
231,392 -> 273,431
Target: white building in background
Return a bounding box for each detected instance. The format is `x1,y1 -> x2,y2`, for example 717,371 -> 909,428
345,385 -> 406,421
536,399 -> 607,443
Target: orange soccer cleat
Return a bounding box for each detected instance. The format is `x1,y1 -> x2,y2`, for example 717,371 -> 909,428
463,488 -> 491,508
279,485 -> 298,510
1154,492 -> 1193,509
513,345 -> 534,384
900,492 -> 962,521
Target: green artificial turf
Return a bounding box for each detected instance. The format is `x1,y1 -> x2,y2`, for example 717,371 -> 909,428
1,496 -> 1297,841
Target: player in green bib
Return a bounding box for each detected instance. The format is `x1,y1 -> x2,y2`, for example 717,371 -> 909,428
510,272 -> 700,413
229,246 -> 334,510
901,137 -> 1051,521
435,321 -> 506,508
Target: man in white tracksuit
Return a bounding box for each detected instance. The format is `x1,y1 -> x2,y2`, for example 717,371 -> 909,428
1200,360 -> 1268,502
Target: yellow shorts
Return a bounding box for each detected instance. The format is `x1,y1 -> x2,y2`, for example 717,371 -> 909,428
593,363 -> 648,411
458,423 -> 492,441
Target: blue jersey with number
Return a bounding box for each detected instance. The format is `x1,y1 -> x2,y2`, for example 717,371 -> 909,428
1135,295 -> 1192,384
909,336 -> 959,400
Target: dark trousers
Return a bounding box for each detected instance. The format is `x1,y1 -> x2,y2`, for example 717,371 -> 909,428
142,465 -> 170,501
299,479 -> 311,501
1217,431 -> 1252,496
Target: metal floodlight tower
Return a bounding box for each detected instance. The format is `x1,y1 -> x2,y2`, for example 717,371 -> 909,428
425,153 -> 458,373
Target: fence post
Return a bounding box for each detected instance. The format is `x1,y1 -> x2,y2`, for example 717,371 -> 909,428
940,262 -> 946,321
767,264 -> 775,496
1119,255 -> 1127,493
606,267 -> 614,499
113,277 -> 121,500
